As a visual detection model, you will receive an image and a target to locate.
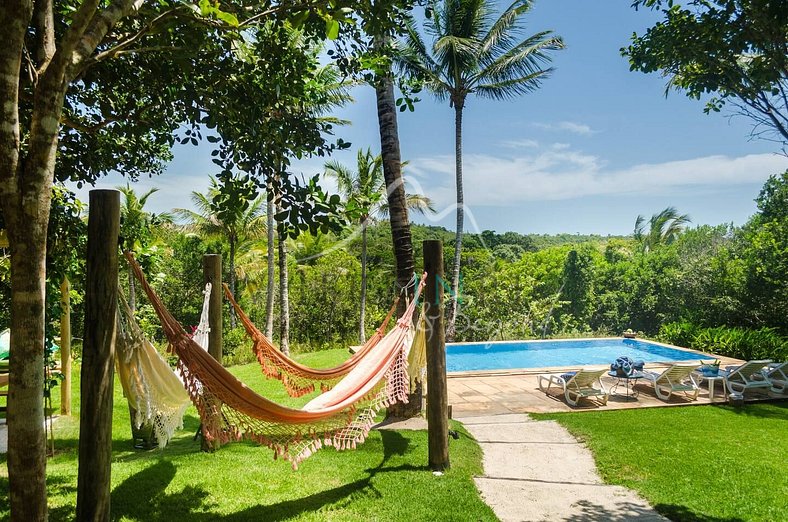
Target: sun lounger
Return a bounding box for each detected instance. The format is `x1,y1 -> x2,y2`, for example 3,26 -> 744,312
762,362 -> 787,394
640,363 -> 700,401
722,359 -> 773,396
538,368 -> 609,406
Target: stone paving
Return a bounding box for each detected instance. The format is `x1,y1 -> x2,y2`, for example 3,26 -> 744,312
459,414 -> 667,521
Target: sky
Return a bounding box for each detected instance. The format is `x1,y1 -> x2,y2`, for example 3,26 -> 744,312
72,0 -> 788,236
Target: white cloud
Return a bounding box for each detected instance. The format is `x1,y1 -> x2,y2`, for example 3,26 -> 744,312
500,138 -> 539,149
407,149 -> 788,209
533,121 -> 597,136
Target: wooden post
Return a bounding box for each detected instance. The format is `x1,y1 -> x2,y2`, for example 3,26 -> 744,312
202,254 -> 223,452
60,277 -> 71,416
76,189 -> 120,522
203,254 -> 223,363
424,240 -> 449,471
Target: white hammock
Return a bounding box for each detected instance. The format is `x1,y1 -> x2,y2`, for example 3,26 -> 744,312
116,297 -> 191,447
192,282 -> 211,351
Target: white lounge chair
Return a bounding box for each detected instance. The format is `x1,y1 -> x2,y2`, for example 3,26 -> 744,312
762,362 -> 787,394
640,363 -> 700,401
538,368 -> 609,406
722,359 -> 773,396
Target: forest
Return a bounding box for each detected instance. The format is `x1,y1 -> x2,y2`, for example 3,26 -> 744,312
3,169 -> 785,367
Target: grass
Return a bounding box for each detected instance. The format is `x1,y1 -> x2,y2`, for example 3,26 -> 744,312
0,349 -> 496,521
534,403 -> 788,522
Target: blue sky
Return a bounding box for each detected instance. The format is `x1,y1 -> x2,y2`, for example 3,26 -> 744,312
75,0 -> 788,235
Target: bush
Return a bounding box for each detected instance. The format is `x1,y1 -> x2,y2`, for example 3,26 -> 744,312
222,327 -> 257,366
657,321 -> 698,348
659,322 -> 788,361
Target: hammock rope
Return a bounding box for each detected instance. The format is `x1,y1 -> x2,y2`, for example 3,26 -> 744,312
224,283 -> 399,397
115,293 -> 191,447
126,252 -> 426,467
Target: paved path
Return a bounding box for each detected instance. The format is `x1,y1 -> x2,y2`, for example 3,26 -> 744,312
458,413 -> 666,522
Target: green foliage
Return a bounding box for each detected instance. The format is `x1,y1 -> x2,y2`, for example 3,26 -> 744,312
561,247 -> 595,327
659,322 -> 788,361
222,327 -> 258,366
624,0 -> 788,144
289,249 -> 364,350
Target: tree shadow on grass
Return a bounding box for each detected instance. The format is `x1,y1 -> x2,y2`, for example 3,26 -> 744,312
722,400 -> 788,421
654,503 -> 746,522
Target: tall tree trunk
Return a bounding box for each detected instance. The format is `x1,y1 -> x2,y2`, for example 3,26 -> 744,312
277,214 -> 290,356
0,1 -> 144,517
5,217 -> 49,522
359,219 -> 368,344
446,102 -> 465,342
265,197 -> 275,339
374,40 -> 420,418
2,4 -> 52,518
375,50 -> 415,310
228,236 -> 237,329
127,264 -> 136,311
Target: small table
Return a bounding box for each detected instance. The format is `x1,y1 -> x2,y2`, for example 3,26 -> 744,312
608,371 -> 644,401
694,372 -> 727,400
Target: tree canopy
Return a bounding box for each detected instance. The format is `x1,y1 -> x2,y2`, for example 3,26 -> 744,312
624,0 -> 788,147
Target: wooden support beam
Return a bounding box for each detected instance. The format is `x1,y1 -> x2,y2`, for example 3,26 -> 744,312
76,189 -> 120,522
203,254 -> 223,364
424,240 -> 450,471
60,277 -> 71,416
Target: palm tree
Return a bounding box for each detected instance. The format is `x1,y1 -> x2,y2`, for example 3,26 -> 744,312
326,149 -> 435,344
398,0 -> 564,339
175,176 -> 266,328
634,207 -> 692,252
117,184 -> 172,311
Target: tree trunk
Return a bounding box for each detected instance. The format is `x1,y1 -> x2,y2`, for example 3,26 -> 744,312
446,102 -> 465,342
375,52 -> 415,310
1,4 -> 51,518
374,40 -> 420,418
0,1 -> 143,518
265,197 -> 275,339
228,236 -> 237,329
277,214 -> 290,356
5,215 -> 49,522
359,219 -> 368,344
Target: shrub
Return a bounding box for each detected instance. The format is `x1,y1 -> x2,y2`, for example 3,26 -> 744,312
659,322 -> 788,361
222,327 -> 257,366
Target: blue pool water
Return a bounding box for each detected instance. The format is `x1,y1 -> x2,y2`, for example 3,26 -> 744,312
446,338 -> 708,372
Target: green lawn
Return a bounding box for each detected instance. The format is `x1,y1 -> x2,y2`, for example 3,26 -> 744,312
535,403 -> 788,522
0,349 -> 496,521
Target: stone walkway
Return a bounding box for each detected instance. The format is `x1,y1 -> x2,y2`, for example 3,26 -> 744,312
458,413 -> 666,522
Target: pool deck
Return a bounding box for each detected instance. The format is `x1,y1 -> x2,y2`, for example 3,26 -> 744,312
447,355 -> 770,416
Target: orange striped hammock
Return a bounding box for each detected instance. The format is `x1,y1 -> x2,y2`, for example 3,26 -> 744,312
127,252 -> 426,467
223,283 -> 399,397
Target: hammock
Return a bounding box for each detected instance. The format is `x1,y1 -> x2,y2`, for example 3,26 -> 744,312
126,252 -> 426,467
115,296 -> 191,448
192,282 -> 211,351
224,283 -> 399,397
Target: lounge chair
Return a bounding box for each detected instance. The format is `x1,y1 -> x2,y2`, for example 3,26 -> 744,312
639,363 -> 700,401
762,362 -> 787,394
538,368 -> 609,406
722,359 -> 773,396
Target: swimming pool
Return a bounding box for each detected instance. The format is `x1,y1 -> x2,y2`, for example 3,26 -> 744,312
446,338 -> 709,372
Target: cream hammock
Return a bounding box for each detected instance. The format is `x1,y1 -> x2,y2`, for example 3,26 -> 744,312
127,252 -> 427,467
223,283 -> 399,397
115,295 -> 191,448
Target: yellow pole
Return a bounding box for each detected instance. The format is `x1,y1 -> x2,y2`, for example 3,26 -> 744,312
60,277 -> 71,416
